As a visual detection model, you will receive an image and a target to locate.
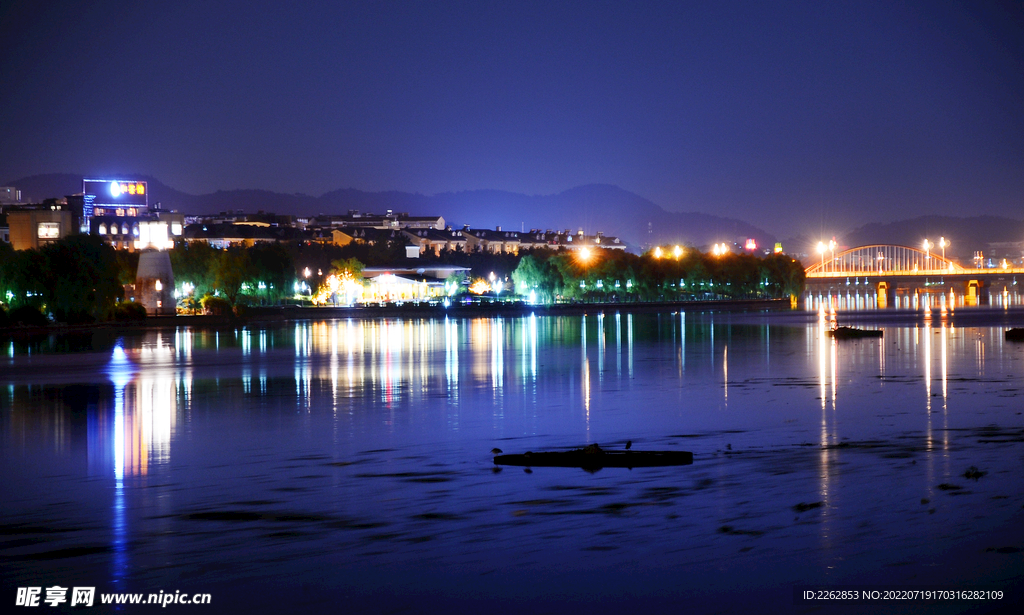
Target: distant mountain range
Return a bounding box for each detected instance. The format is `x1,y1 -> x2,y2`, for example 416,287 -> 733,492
4,174 -> 774,250
5,174 -> 1022,262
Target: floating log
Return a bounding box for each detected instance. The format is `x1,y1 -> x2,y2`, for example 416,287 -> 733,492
829,326 -> 883,339
1006,328 -> 1024,341
494,445 -> 693,470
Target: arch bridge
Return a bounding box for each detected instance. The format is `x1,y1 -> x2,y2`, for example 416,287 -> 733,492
805,244 -> 1024,309
806,244 -> 963,276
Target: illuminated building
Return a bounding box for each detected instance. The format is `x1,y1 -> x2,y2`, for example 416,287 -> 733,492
135,252 -> 176,315
84,179 -> 182,250
6,207 -> 74,250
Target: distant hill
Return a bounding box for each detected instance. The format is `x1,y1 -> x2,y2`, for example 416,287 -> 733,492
4,174 -> 776,250
840,215 -> 1024,263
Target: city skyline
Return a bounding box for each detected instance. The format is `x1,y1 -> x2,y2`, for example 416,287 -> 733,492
1,0 -> 1022,238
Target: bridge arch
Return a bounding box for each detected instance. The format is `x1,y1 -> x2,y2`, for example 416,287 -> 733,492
806,244 -> 964,275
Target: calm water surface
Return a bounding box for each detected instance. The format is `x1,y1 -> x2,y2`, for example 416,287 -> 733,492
2,309 -> 1023,613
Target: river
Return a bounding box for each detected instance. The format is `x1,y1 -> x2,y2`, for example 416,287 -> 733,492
2,308 -> 1022,613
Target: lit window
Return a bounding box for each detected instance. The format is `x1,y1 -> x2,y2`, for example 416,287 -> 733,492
38,222 -> 60,239
99,224 -> 107,235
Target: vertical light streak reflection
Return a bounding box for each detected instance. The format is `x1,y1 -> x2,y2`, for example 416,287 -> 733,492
923,323 -> 935,500
491,318 -> 504,394
941,325 -> 950,475
582,316 -> 590,429
173,328 -> 192,359
520,316 -> 528,385
680,312 -> 686,378
615,312 -> 622,377
597,313 -> 605,382
722,345 -> 728,404
107,344 -> 132,593
816,316 -> 835,560
530,314 -> 538,384
627,314 -> 634,379
330,322 -> 339,413
445,317 -> 459,401
830,336 -> 837,407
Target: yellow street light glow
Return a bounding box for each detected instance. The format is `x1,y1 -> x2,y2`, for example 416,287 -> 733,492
653,246 -> 663,259
579,247 -> 592,262
673,245 -> 683,259
469,278 -> 492,294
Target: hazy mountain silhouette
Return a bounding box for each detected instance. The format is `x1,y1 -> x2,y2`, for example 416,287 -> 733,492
841,215 -> 1024,263
6,174 -> 778,249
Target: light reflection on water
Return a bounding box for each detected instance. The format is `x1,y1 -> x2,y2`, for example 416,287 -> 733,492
806,286 -> 1024,311
1,312 -> 1023,612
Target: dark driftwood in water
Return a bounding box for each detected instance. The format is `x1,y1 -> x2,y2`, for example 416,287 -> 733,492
830,326 -> 883,339
494,448 -> 693,469
1006,328 -> 1024,341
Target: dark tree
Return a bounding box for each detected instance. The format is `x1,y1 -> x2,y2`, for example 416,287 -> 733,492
39,235 -> 123,323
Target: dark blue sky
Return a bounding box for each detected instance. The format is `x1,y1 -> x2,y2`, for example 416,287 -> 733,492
1,0 -> 1021,236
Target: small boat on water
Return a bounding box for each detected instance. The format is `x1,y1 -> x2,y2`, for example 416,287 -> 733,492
829,326 -> 883,339
1005,328 -> 1024,341
494,444 -> 693,470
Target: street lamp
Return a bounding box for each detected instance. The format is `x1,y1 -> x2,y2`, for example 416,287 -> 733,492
923,239 -> 932,270
578,248 -> 593,296
939,237 -> 947,262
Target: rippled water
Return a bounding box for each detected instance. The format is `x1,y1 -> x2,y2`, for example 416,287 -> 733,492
2,309 -> 1023,613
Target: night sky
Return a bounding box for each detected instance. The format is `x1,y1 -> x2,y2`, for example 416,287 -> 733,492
1,0 -> 1022,236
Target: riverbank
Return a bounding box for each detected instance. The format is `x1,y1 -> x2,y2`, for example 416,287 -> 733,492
0,298 -> 792,336
4,299 -> 1024,338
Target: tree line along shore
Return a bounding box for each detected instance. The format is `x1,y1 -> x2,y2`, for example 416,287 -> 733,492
0,235 -> 806,327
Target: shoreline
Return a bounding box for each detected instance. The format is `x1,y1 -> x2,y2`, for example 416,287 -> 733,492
1,298 -> 791,335
3,298 -> 1024,337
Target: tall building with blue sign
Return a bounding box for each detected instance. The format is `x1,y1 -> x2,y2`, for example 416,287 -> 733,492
83,179 -> 181,250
